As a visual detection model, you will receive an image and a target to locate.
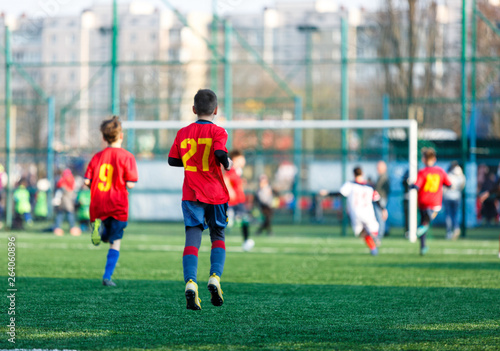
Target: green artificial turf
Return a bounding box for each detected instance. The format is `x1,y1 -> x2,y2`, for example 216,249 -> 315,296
0,223 -> 499,350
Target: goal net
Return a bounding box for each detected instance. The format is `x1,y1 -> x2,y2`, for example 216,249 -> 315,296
122,119 -> 419,242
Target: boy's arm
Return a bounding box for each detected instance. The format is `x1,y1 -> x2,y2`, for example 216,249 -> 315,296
168,157 -> 184,167
214,150 -> 232,171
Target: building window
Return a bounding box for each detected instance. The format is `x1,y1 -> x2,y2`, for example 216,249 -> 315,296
130,33 -> 136,42
51,73 -> 58,84
69,71 -> 75,82
69,33 -> 76,44
52,34 -> 57,43
151,32 -> 157,41
52,53 -> 57,63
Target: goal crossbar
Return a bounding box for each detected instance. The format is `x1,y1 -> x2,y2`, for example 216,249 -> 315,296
123,119 -> 419,242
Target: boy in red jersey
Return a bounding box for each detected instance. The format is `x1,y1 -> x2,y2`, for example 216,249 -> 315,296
168,89 -> 233,310
224,150 -> 253,251
84,117 -> 138,286
413,148 -> 451,255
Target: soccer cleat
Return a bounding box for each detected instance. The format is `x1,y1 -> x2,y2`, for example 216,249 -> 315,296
416,225 -> 429,238
370,248 -> 378,256
452,228 -> 461,240
185,279 -> 201,310
420,246 -> 429,256
91,219 -> 102,246
102,279 -> 116,287
207,273 -> 224,307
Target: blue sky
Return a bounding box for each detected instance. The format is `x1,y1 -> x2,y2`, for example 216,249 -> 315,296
2,0 -> 373,17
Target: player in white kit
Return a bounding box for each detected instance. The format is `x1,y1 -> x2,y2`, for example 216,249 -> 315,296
323,167 -> 387,255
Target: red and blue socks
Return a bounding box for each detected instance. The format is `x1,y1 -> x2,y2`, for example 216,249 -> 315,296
210,240 -> 226,277
183,226 -> 203,283
103,248 -> 120,280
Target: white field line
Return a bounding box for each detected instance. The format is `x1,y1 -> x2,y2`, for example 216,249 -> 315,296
16,242 -> 498,256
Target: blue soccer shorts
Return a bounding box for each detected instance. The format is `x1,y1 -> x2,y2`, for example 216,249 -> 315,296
100,217 -> 128,244
182,201 -> 228,230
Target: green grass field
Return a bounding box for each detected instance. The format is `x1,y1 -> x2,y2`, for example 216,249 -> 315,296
1,223 -> 499,350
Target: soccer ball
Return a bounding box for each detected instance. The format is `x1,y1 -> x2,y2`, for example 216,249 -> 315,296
242,239 -> 255,252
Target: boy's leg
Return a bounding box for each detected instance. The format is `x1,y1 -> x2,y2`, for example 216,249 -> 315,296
183,226 -> 203,283
102,219 -> 127,286
208,226 -> 226,306
209,226 -> 226,277
205,204 -> 228,307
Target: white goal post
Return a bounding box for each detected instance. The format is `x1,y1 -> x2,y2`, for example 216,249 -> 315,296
123,119 -> 419,242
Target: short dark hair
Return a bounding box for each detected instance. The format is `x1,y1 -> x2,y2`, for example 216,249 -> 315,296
353,167 -> 363,177
100,116 -> 122,144
422,147 -> 437,160
229,150 -> 243,159
194,89 -> 217,116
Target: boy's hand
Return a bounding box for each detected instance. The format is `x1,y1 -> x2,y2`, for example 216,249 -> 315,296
225,158 -> 233,171
382,209 -> 388,221
126,182 -> 136,189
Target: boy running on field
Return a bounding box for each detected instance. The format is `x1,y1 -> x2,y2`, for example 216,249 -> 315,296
412,148 -> 451,255
168,89 -> 233,311
322,167 -> 387,255
224,150 -> 253,251
340,167 -> 387,255
84,117 -> 138,286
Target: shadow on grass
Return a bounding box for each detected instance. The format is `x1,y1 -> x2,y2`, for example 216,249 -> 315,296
1,277 -> 499,350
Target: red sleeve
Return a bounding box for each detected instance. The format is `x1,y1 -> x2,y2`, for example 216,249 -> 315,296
84,156 -> 96,181
414,170 -> 425,189
168,133 -> 181,159
442,169 -> 452,187
125,154 -> 138,182
213,127 -> 228,152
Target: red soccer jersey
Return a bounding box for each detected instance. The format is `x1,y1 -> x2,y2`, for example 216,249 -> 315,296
168,120 -> 229,205
84,147 -> 138,222
225,168 -> 246,206
414,166 -> 452,209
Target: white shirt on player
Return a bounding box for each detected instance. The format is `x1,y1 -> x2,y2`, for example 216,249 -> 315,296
340,181 -> 380,236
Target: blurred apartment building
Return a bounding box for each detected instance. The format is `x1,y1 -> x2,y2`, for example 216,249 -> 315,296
0,0 -> 470,150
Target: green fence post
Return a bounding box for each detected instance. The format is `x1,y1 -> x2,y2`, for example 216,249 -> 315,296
460,0 -> 468,236
382,94 -> 390,163
111,0 -> 120,115
47,97 -> 55,219
224,19 -> 233,148
4,26 -> 13,229
293,96 -> 303,224
127,97 -> 136,153
341,17 -> 349,237
211,0 -> 218,92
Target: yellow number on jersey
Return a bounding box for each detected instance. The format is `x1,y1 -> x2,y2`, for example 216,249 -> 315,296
181,139 -> 197,172
423,173 -> 441,193
198,138 -> 213,171
180,138 -> 213,172
98,164 -> 114,192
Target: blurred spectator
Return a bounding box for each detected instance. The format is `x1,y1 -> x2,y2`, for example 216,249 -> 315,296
479,172 -> 499,225
443,162 -> 466,240
53,169 -> 81,236
34,179 -> 50,221
76,187 -> 91,231
255,174 -> 274,236
13,178 -> 32,229
402,169 -> 410,236
374,161 -> 390,238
